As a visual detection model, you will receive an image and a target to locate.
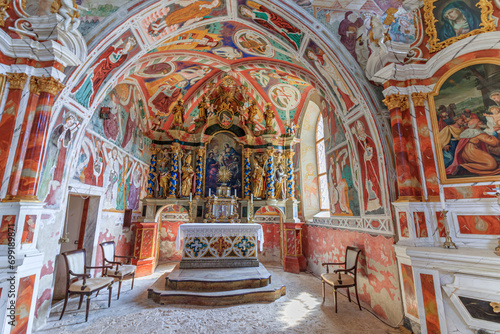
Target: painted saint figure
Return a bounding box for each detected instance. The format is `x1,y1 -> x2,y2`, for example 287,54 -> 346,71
438,1 -> 481,41
338,11 -> 364,61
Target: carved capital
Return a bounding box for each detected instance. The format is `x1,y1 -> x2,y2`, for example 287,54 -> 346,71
196,146 -> 206,156
382,93 -> 409,110
265,146 -> 275,157
7,72 -> 28,90
0,0 -> 10,27
243,148 -> 252,158
30,76 -> 41,95
38,76 -> 65,96
171,143 -> 181,154
411,92 -> 429,107
284,151 -> 295,159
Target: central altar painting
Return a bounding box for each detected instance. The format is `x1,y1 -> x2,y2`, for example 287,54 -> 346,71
204,132 -> 243,198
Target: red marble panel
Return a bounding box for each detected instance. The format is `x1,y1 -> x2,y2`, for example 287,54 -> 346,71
0,215 -> 16,245
458,215 -> 500,235
0,88 -> 24,182
302,225 -> 400,320
401,264 -> 419,319
390,107 -> 413,197
444,185 -> 497,200
420,273 -> 441,334
259,222 -> 280,259
399,212 -> 409,237
401,108 -> 422,196
414,105 -> 439,197
435,211 -> 446,238
134,229 -> 143,258
11,274 -> 36,334
413,212 -> 428,238
141,228 -> 155,258
21,215 -> 36,244
286,229 -> 296,256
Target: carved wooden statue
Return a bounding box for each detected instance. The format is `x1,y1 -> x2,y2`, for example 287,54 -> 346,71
198,95 -> 208,122
246,100 -> 258,125
180,154 -> 194,197
275,163 -> 286,200
172,98 -> 185,127
252,157 -> 265,198
158,160 -> 170,198
264,103 -> 274,131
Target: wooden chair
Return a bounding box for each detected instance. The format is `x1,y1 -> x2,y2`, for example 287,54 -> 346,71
60,249 -> 114,322
100,241 -> 136,300
321,246 -> 362,313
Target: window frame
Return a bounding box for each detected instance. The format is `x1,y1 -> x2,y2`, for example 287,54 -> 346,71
315,114 -> 330,212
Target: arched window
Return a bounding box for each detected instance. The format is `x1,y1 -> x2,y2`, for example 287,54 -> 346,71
316,114 -> 330,211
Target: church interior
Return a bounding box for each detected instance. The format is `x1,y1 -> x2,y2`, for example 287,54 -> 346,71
1,0 -> 500,333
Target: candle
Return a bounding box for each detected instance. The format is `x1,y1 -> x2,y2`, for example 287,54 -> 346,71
235,189 -> 237,197
251,194 -> 253,203
190,193 -> 192,202
209,188 -> 211,196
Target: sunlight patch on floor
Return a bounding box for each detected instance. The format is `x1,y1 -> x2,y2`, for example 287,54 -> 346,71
279,292 -> 321,329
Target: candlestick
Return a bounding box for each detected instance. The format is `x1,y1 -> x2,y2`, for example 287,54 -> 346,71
251,194 -> 253,203
235,189 -> 237,197
209,188 -> 211,196
190,193 -> 192,202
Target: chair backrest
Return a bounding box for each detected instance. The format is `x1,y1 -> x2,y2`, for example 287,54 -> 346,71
345,246 -> 361,276
100,241 -> 115,263
62,249 -> 86,280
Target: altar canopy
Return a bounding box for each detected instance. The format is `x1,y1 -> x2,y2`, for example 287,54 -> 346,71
176,223 -> 264,268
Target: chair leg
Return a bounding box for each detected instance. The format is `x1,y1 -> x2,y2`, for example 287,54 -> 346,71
347,287 -> 351,302
78,295 -> 84,310
117,280 -> 122,300
59,291 -> 69,320
131,272 -> 135,290
108,285 -> 112,308
334,288 -> 338,313
85,295 -> 90,322
355,284 -> 362,311
322,280 -> 325,302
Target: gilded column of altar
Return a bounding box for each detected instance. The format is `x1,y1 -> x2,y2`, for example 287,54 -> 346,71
195,146 -> 205,198
285,151 -> 295,199
0,73 -> 28,184
147,147 -> 160,198
411,92 -> 439,199
382,93 -> 420,200
265,147 -> 275,199
243,148 -> 252,199
6,77 -> 42,199
17,76 -> 65,200
168,143 -> 181,198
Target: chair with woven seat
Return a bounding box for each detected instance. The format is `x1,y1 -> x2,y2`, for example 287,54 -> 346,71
100,241 -> 136,300
60,249 -> 114,322
321,246 -> 362,313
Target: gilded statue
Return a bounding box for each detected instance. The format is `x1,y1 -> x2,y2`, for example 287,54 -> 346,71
220,93 -> 232,111
158,160 -> 170,198
198,95 -> 208,122
181,154 -> 194,197
252,157 -> 265,198
264,103 -> 274,130
275,163 -> 286,200
246,100 -> 258,125
172,98 -> 185,127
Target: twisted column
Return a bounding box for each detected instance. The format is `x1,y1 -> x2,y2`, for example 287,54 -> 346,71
265,147 -> 275,199
243,148 -> 252,199
285,151 -> 295,199
147,148 -> 159,198
195,146 -> 205,198
168,143 -> 181,198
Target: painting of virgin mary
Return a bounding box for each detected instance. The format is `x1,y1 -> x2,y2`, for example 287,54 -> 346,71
436,0 -> 481,41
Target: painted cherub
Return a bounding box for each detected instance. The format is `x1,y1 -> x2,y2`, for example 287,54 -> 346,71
52,0 -> 88,33
483,105 -> 500,133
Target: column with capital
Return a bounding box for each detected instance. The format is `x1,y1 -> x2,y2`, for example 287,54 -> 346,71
147,147 -> 160,198
0,73 -> 28,183
6,77 -> 42,199
195,146 -> 205,198
168,144 -> 181,198
285,151 -> 295,199
243,148 -> 252,199
17,76 -> 65,200
265,147 -> 275,199
383,93 -> 421,200
411,92 -> 439,199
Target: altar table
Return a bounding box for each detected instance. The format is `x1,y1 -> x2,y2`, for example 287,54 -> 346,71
176,223 -> 264,269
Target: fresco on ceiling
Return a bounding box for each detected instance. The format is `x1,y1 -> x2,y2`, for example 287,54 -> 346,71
205,132 -> 243,197
144,0 -> 227,43
305,41 -> 359,113
238,0 -> 304,50
90,83 -> 151,162
321,99 -> 346,152
328,146 -> 360,216
247,69 -> 311,121
72,30 -> 140,109
431,63 -> 500,183
136,62 -> 175,78
349,117 -> 384,214
38,110 -> 82,209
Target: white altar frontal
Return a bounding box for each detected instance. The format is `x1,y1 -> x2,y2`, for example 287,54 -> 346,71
176,223 -> 264,269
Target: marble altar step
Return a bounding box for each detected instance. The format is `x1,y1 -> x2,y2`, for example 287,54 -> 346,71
147,263 -> 286,306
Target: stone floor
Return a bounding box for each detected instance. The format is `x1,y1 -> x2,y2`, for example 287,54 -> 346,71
37,263 -> 402,334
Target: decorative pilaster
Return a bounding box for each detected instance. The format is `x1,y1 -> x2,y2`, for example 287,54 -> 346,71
0,73 -> 29,183
6,77 -> 41,199
411,92 -> 439,199
17,76 -> 64,200
147,147 -> 159,198
169,143 -> 181,198
383,93 -> 421,200
265,147 -> 275,199
243,148 -> 252,199
195,146 -> 205,198
284,151 -> 295,199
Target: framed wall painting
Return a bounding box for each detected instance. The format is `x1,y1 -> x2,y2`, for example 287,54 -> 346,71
429,59 -> 500,184
423,0 -> 495,53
